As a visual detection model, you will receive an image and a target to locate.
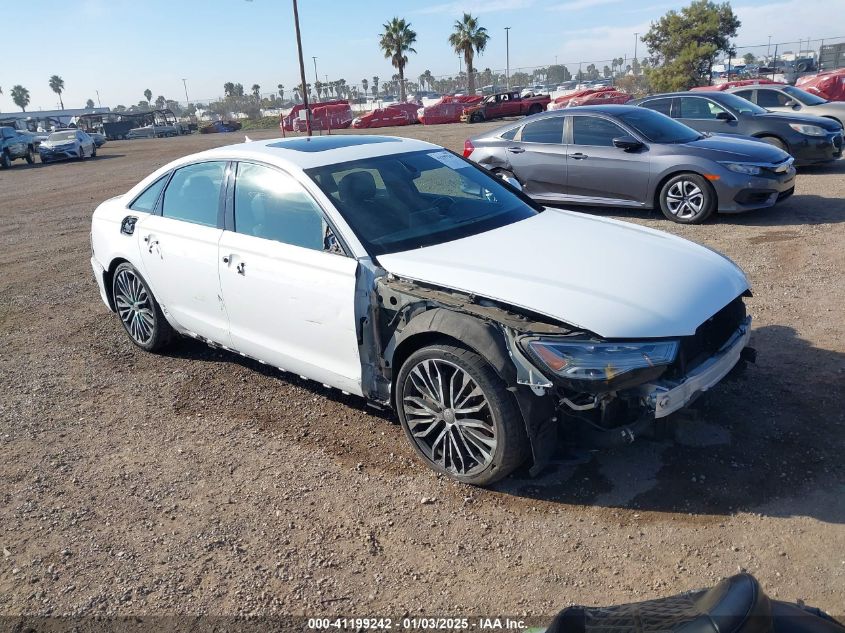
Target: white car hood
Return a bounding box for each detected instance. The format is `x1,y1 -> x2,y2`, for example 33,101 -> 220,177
378,210 -> 749,339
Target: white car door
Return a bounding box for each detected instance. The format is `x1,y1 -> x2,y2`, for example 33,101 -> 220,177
218,161 -> 362,395
136,160 -> 231,344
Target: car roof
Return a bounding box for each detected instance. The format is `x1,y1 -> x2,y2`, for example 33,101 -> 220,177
191,135 -> 439,171
544,104 -> 643,115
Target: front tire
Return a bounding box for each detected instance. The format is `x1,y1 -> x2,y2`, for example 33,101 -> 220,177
658,173 -> 716,224
1,151 -> 11,169
470,112 -> 484,123
25,147 -> 35,164
112,263 -> 174,352
759,135 -> 787,151
396,343 -> 529,486
91,145 -> 97,158
78,146 -> 85,160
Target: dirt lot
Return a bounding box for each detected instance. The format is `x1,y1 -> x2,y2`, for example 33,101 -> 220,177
1,123 -> 843,623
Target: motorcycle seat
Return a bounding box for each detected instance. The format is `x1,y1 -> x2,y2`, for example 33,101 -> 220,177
547,573 -> 772,633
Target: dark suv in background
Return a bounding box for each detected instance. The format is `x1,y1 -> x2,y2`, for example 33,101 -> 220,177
632,91 -> 843,165
0,126 -> 36,168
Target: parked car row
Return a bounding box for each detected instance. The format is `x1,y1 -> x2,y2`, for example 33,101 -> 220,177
464,88 -> 842,224
0,126 -> 101,167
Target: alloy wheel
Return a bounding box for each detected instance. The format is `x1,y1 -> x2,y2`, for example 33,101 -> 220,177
402,359 -> 497,476
114,269 -> 155,345
665,179 -> 705,220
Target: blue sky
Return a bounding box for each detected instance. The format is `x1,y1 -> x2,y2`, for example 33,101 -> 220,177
3,0 -> 843,111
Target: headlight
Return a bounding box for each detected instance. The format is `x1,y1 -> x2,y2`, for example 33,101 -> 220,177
788,123 -> 826,137
525,339 -> 679,383
722,162 -> 762,175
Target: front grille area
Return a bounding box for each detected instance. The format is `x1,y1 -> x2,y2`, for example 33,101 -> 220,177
673,296 -> 746,376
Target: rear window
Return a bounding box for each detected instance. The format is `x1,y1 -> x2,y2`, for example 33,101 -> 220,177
129,175 -> 169,212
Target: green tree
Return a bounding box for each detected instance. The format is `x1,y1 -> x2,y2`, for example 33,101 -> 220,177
372,76 -> 379,97
154,95 -> 166,109
448,13 -> 489,96
223,82 -> 235,97
85,98 -> 95,109
379,17 -> 417,102
11,85 -> 30,112
742,52 -> 756,65
49,75 -> 65,109
642,0 -> 740,91
143,88 -> 152,107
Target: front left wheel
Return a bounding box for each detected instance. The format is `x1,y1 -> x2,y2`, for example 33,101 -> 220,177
396,343 -> 529,486
112,263 -> 173,352
658,173 -> 716,224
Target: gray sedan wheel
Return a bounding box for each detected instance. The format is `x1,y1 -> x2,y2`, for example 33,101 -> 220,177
112,263 -> 173,352
658,173 -> 715,224
396,343 -> 528,486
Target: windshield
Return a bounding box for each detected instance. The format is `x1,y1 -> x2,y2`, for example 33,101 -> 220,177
716,92 -> 768,115
48,131 -> 76,142
306,150 -> 538,256
782,85 -> 828,106
617,109 -> 701,143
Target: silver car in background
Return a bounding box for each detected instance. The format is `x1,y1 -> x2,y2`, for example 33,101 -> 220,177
726,84 -> 845,128
464,105 -> 796,224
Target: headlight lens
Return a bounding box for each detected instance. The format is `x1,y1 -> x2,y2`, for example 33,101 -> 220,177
788,123 -> 826,137
526,339 -> 679,382
723,162 -> 763,175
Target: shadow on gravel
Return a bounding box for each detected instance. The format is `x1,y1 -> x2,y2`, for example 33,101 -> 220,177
11,154 -> 127,170
494,324 -> 845,523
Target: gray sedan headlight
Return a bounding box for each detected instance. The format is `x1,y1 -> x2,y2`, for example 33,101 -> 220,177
525,339 -> 679,382
788,123 -> 826,137
722,162 -> 763,176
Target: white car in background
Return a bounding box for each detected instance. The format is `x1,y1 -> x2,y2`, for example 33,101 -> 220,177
90,135 -> 753,485
38,129 -> 96,163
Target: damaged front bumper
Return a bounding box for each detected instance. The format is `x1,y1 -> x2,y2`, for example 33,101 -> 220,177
640,316 -> 752,418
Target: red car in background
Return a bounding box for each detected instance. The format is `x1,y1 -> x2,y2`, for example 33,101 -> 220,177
280,100 -> 353,132
548,87 -> 631,110
351,103 -> 419,128
460,91 -> 550,122
418,95 -> 483,125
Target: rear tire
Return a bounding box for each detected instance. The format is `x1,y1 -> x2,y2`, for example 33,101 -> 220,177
92,145 -> 97,158
528,104 -> 543,115
78,146 -> 85,161
396,343 -> 529,486
1,151 -> 10,169
658,173 -> 716,224
112,262 -> 174,352
25,147 -> 35,164
470,112 -> 484,123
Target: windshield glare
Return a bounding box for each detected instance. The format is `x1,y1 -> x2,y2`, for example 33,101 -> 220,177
48,131 -> 76,141
717,92 -> 768,115
782,85 -> 827,106
306,150 -> 537,256
617,109 -> 701,143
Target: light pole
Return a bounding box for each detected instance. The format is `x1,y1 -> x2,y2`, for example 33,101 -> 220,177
95,90 -> 101,107
633,32 -> 639,73
504,26 -> 511,90
767,35 -> 772,60
182,78 -> 189,104
293,0 -> 312,135
312,56 -> 319,97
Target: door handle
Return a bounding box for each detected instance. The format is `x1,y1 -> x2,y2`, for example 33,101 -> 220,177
236,262 -> 246,276
507,147 -> 525,153
571,153 -> 588,160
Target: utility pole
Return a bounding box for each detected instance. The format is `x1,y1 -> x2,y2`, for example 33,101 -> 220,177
504,27 -> 511,90
95,90 -> 101,107
182,78 -> 189,104
293,0 -> 312,135
767,35 -> 772,60
633,32 -> 639,73
312,56 -> 319,97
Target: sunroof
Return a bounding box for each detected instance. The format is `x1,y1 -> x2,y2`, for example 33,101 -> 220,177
268,136 -> 397,152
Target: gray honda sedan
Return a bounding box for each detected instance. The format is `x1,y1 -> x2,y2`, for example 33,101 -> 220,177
464,105 -> 796,224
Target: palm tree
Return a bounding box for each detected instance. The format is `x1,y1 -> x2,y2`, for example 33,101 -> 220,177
11,85 -> 30,112
49,75 -> 65,109
372,76 -> 379,97
361,78 -> 368,98
143,88 -> 152,108
277,84 -> 284,100
448,13 -> 489,95
251,84 -> 261,101
379,17 -> 416,102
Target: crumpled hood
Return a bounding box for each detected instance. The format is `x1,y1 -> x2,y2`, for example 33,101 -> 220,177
378,210 -> 749,339
683,135 -> 789,162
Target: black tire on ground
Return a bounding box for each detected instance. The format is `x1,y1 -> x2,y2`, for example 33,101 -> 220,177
92,145 -> 97,158
78,146 -> 85,160
395,342 -> 530,486
1,151 -> 11,169
111,262 -> 174,353
25,146 -> 35,164
528,104 -> 543,115
658,172 -> 716,224
759,136 -> 788,151
470,112 -> 484,123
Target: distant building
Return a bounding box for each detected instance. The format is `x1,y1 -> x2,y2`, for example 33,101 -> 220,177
0,107 -> 111,131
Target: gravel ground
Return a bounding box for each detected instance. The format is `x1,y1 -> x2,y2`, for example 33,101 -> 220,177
1,123 -> 843,623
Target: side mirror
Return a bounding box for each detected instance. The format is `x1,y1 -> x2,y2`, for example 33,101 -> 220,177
716,111 -> 735,121
612,135 -> 644,151
789,102 -> 801,110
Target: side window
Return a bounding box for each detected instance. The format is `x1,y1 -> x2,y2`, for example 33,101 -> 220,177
572,116 -> 626,146
640,98 -> 672,116
129,175 -> 169,212
161,161 -> 226,227
520,117 -> 564,144
500,127 -> 519,141
734,90 -> 754,103
234,162 -> 328,252
679,97 -> 728,119
756,89 -> 791,108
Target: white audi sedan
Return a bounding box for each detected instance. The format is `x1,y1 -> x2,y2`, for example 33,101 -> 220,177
91,135 -> 753,485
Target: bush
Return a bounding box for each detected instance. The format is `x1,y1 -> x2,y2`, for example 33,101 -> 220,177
241,116 -> 280,130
